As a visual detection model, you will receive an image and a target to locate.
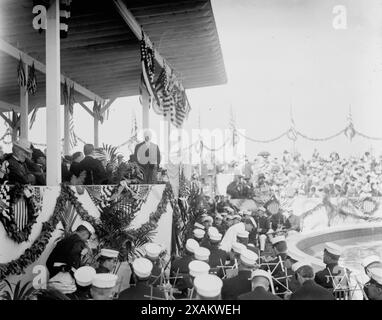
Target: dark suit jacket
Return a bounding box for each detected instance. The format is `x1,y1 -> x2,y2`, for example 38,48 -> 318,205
1,154 -> 31,184
290,280 -> 335,300
238,286 -> 282,300
118,281 -> 165,300
46,233 -> 86,278
133,141 -> 161,166
222,270 -> 252,300
77,156 -> 108,185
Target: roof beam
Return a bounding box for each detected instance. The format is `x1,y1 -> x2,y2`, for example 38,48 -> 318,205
100,98 -> 116,115
0,38 -> 105,104
77,101 -> 95,118
0,112 -> 13,127
0,100 -> 20,112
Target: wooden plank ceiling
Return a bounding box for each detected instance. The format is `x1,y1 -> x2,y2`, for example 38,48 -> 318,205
0,0 -> 227,110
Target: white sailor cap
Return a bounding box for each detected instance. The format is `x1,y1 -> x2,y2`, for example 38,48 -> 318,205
250,269 -> 272,283
132,257 -> 153,279
79,221 -> 95,235
202,216 -> 214,223
74,266 -> 96,287
48,272 -> 77,294
362,255 -> 381,268
271,235 -> 286,245
188,260 -> 210,278
240,249 -> 258,267
186,239 -> 200,253
92,273 -> 118,289
100,249 -> 119,259
194,222 -> 205,230
369,267 -> 382,285
324,242 -> 343,257
237,230 -> 249,239
233,214 -> 242,221
232,242 -> 246,254
193,274 -> 223,298
207,226 -> 219,237
292,261 -> 313,272
193,228 -> 205,239
225,215 -> 234,220
194,247 -> 211,261
144,243 -> 162,259
209,232 -> 222,242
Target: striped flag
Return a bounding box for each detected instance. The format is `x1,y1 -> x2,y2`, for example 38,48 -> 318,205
17,58 -> 26,88
62,81 -> 77,149
93,101 -> 103,124
29,107 -> 38,130
27,62 -> 37,95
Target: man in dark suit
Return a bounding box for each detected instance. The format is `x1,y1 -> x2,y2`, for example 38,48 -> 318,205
133,130 -> 161,184
290,262 -> 335,300
118,258 -> 165,300
221,248 -> 258,300
238,269 -> 281,300
46,222 -> 95,278
77,144 -> 108,185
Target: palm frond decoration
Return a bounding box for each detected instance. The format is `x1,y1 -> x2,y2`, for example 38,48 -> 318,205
112,161 -> 144,184
0,280 -> 36,300
57,202 -> 78,239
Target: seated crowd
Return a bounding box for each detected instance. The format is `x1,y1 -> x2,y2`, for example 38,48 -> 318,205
34,197 -> 382,300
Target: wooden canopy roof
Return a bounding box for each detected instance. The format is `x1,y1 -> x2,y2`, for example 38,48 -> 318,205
0,0 -> 226,111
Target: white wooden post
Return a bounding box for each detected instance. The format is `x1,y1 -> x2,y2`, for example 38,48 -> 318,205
46,0 -> 61,185
20,61 -> 29,140
94,116 -> 99,148
142,103 -> 149,130
64,103 -> 70,155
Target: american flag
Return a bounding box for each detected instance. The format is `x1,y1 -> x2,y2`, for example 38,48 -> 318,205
93,101 -> 104,124
63,81 -> 77,149
29,107 -> 38,130
27,62 -> 37,95
17,58 -> 26,88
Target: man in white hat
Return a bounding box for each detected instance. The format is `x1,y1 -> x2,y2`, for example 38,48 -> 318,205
71,266 -> 96,300
314,242 -> 344,290
0,138 -> 35,184
96,249 -> 119,274
221,249 -> 258,300
46,221 -> 95,278
202,215 -> 214,230
289,262 -> 335,300
205,230 -> 229,272
90,273 -> 118,300
238,269 -> 281,300
118,258 -> 165,300
260,235 -> 297,298
193,274 -> 223,300
194,247 -> 210,263
187,260 -> 210,299
144,243 -> 163,286
192,228 -> 206,244
364,266 -> 382,300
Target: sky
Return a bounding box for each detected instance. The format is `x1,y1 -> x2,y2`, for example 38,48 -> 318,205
3,0 -> 382,162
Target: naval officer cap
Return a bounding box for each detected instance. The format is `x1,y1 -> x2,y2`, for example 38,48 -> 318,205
232,242 -> 246,254
186,239 -> 200,253
207,226 -> 219,237
369,267 -> 382,285
271,235 -> 286,245
202,216 -> 213,223
237,230 -> 249,239
74,266 -> 96,287
240,249 -> 258,267
209,232 -> 222,242
250,269 -> 273,283
188,260 -> 210,278
194,247 -> 210,261
132,258 -> 153,279
194,222 -> 205,230
100,249 -> 119,259
324,242 -> 343,257
292,261 -> 313,273
79,221 -> 95,235
92,273 -> 118,289
193,228 -> 205,239
233,215 -> 242,221
193,274 -> 223,298
144,243 -> 162,259
361,255 -> 381,268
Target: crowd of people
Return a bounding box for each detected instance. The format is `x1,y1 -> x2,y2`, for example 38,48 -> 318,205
31,196 -> 382,300
222,150 -> 382,199
0,130 -> 163,186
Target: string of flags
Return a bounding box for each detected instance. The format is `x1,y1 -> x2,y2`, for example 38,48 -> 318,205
139,31 -> 191,128
62,80 -> 77,149
17,57 -> 37,95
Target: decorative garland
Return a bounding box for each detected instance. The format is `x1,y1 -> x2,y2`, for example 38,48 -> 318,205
0,184 -> 40,243
0,182 -> 175,281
